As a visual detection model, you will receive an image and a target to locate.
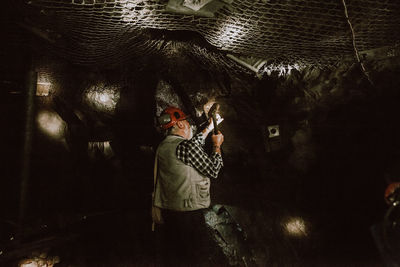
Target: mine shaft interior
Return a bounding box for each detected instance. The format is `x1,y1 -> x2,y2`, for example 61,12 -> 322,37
1,0 -> 400,266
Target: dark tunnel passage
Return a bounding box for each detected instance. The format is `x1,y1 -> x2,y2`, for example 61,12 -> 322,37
2,0 -> 400,266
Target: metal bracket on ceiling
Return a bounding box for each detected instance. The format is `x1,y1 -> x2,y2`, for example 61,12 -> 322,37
226,54 -> 267,78
166,0 -> 233,18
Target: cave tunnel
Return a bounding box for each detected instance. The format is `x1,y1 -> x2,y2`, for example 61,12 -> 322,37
1,0 -> 400,266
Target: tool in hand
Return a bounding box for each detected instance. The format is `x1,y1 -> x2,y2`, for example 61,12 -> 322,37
208,103 -> 220,135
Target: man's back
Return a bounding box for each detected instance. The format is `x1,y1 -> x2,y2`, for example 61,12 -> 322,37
155,135 -> 211,211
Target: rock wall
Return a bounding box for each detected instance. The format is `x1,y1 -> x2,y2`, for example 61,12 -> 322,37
2,42 -> 400,265
204,49 -> 400,265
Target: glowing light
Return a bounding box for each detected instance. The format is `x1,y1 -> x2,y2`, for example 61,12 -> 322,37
36,82 -> 51,96
19,256 -> 60,267
84,84 -> 120,113
216,21 -> 246,49
37,111 -> 65,139
88,141 -> 115,160
36,71 -> 54,96
19,261 -> 39,267
99,93 -> 110,103
262,63 -> 304,77
120,1 -> 146,23
285,217 -> 307,237
183,0 -> 214,11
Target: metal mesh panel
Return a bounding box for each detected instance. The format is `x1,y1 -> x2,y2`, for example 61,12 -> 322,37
22,0 -> 400,67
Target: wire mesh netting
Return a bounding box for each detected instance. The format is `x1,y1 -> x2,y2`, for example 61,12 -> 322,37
16,0 -> 400,68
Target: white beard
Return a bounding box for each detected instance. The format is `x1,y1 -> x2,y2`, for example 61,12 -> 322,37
187,126 -> 193,139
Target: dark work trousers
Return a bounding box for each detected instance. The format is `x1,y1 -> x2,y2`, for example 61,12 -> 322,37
160,209 -> 212,267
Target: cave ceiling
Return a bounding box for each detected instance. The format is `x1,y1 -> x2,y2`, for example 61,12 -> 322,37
3,0 -> 400,72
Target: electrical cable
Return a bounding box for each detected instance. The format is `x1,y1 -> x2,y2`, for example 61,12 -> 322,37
341,0 -> 374,87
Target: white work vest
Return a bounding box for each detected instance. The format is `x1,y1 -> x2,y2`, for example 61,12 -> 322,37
154,135 -> 211,211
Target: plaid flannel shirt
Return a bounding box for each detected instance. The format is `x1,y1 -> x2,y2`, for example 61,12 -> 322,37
176,132 -> 223,179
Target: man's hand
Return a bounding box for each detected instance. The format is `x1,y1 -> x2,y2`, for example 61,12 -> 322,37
203,115 -> 224,137
207,114 -> 223,131
152,205 -> 164,225
212,131 -> 224,154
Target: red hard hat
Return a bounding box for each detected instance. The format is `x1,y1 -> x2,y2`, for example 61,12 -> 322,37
158,107 -> 188,129
385,182 -> 400,205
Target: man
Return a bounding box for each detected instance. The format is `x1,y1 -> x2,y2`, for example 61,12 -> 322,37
152,106 -> 224,266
